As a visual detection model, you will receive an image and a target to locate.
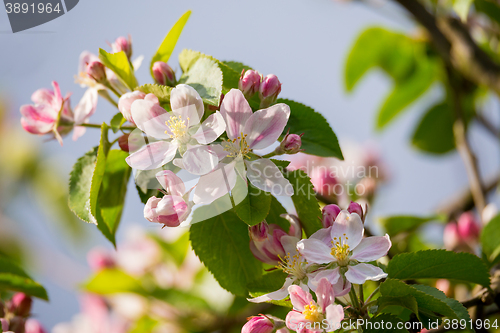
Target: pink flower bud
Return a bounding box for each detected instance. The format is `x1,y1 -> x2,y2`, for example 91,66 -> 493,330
310,167 -> 338,198
25,319 -> 47,333
144,196 -> 190,228
249,222 -> 270,242
1,318 -> 8,332
112,35 -> 132,59
457,212 -> 480,241
86,61 -> 107,83
118,132 -> 144,153
87,248 -> 115,271
280,133 -> 302,155
238,69 -> 261,99
249,221 -> 287,265
118,91 -> 146,124
322,204 -> 341,228
152,61 -> 176,86
443,222 -> 460,251
9,293 -> 32,317
156,170 -> 185,197
348,201 -> 364,222
259,74 -> 281,108
242,315 -> 274,333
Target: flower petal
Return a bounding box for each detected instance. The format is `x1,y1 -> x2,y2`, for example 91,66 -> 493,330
245,159 -> 294,196
193,161 -> 237,205
309,268 -> 341,289
243,103 -> 290,150
181,146 -> 219,175
345,263 -> 387,284
20,104 -> 55,134
73,88 -> 98,125
331,210 -> 364,249
219,89 -> 252,140
286,311 -> 308,333
155,170 -> 185,197
248,278 -> 293,303
191,111 -> 226,144
351,234 -> 391,262
325,304 -> 344,330
309,226 -> 333,246
289,284 -> 313,312
315,278 -> 334,311
170,84 -> 204,122
280,235 -> 301,256
125,141 -> 177,170
131,100 -> 170,139
297,238 -> 334,264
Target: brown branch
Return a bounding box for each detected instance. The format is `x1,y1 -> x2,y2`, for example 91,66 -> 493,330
476,113 -> 500,139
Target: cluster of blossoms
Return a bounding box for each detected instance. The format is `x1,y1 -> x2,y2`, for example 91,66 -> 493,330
244,202 -> 391,332
1,293 -> 46,333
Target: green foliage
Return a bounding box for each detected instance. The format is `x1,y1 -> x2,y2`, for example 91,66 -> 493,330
387,249 -> 490,286
480,214 -> 500,265
364,314 -> 409,333
379,215 -> 441,236
150,10 -> 191,74
179,57 -> 223,106
136,84 -> 173,103
189,210 -> 262,297
412,103 -> 456,154
222,61 -> 252,73
475,0 -> 500,24
99,49 -> 138,90
284,170 -> 322,237
247,270 -> 292,308
109,112 -> 126,133
234,183 -> 272,226
0,256 -> 48,300
377,295 -> 419,316
265,195 -> 290,232
84,269 -> 146,295
276,98 -> 343,159
453,0 -> 473,21
151,232 -> 191,267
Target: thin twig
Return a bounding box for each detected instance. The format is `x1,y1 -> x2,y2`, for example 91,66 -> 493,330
476,113 -> 500,139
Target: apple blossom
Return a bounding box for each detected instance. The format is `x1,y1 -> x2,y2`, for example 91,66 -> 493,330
125,84 -> 226,175
249,221 -> 292,265
242,315 -> 274,333
457,212 -> 480,241
87,247 -> 115,271
118,91 -> 157,124
152,61 -> 176,86
279,132 -> 303,155
112,35 -> 133,59
193,89 -> 293,205
322,204 -> 341,228
144,170 -> 192,227
239,69 -> 262,99
285,278 -> 344,333
297,210 -> 391,286
310,167 -> 338,199
25,319 -> 47,333
86,61 -> 106,83
0,318 -> 8,332
8,293 -> 32,317
347,201 -> 365,222
259,74 -> 282,108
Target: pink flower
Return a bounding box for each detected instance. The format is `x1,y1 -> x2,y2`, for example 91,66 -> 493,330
152,61 -> 176,86
193,89 -> 293,205
310,167 -> 338,199
242,315 -> 274,333
8,293 -> 32,317
238,69 -> 262,99
285,279 -> 344,333
86,61 -> 106,83
125,84 -> 226,175
249,221 -> 292,265
25,319 -> 47,333
280,132 -> 302,155
259,74 -> 282,108
457,212 -> 480,241
144,170 -> 192,227
112,35 -> 133,59
87,247 -> 115,271
118,92 -> 157,124
297,210 -> 391,286
20,81 -> 97,144
322,204 -> 341,228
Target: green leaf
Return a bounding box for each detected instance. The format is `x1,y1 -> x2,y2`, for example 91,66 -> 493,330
179,57 -> 223,106
376,60 -> 436,129
150,10 -> 191,74
453,0 -> 473,21
0,256 -> 48,300
110,112 -> 126,133
266,196 -> 290,232
89,123 -> 111,223
189,210 -> 262,297
379,215 -> 440,237
364,314 -> 409,333
412,284 -> 473,331
387,249 -> 490,286
136,84 -> 173,104
475,0 -> 500,24
234,183 -> 272,226
222,61 -> 252,73
99,49 -> 138,90
68,147 -> 98,224
151,232 -> 191,267
412,103 -> 455,154
84,269 -> 146,295
480,214 -> 500,264
284,170 -> 322,237
277,99 -> 343,159
377,295 -> 419,317
247,270 -> 291,308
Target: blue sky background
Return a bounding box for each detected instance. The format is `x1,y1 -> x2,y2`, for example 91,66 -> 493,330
1,0 -> 499,329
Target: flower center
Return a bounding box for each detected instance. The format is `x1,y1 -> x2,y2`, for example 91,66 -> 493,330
331,233 -> 350,266
222,132 -> 251,158
277,251 -> 307,280
165,115 -> 188,139
303,302 -> 323,322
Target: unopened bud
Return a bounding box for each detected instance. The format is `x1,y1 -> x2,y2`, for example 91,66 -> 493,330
259,74 -> 281,108
152,61 -> 176,86
118,132 -> 144,153
25,319 -> 47,333
86,61 -> 107,83
457,212 -> 480,241
242,315 -> 274,333
348,201 -> 364,222
144,196 -> 190,228
9,293 -> 32,317
322,204 -> 341,228
249,221 -> 287,265
112,36 -> 133,59
279,132 -> 302,155
87,248 -> 115,272
239,69 -> 261,99
249,222 -> 270,242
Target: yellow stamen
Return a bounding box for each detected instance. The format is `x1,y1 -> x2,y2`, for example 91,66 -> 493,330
276,251 -> 307,280
303,302 -> 323,322
331,233 -> 350,266
165,115 -> 187,139
222,132 -> 251,158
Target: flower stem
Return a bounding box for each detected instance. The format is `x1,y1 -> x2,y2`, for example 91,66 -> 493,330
80,123 -> 103,129
349,285 -> 361,312
98,90 -> 118,108
365,286 -> 380,304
